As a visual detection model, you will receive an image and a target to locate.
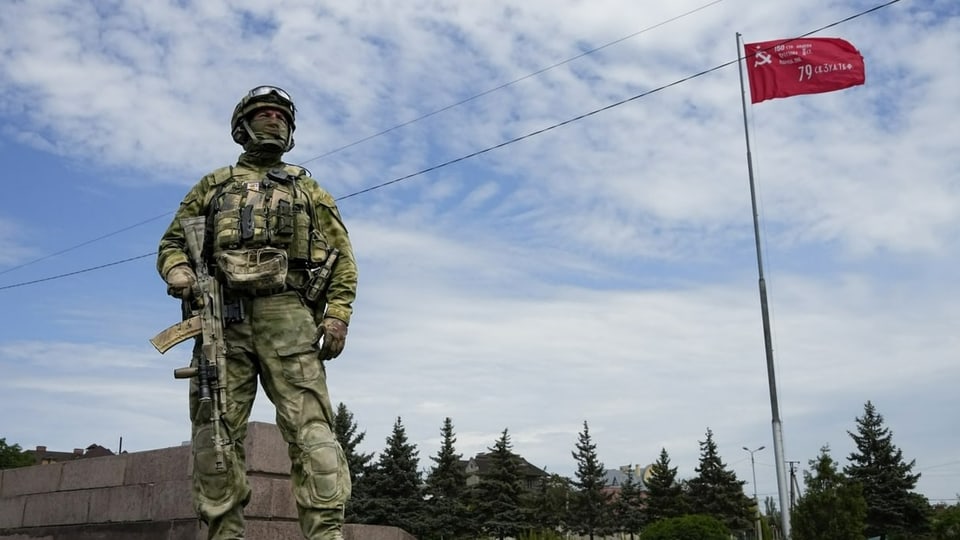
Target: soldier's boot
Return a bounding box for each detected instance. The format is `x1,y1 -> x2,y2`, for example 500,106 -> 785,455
205,505 -> 245,540
298,506 -> 345,540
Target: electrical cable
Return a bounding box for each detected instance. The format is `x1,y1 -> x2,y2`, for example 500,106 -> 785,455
297,0 -> 726,166
0,0 -> 902,292
0,212 -> 173,276
0,1 -> 725,278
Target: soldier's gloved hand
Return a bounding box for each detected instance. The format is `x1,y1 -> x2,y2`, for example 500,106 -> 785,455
315,317 -> 348,360
165,264 -> 197,299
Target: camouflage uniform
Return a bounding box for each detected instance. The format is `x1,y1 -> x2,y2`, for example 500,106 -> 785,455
157,87 -> 356,540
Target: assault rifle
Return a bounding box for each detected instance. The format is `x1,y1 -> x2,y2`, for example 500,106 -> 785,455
150,216 -> 229,472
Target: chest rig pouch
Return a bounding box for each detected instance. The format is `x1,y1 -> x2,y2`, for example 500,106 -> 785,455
210,167 -> 314,294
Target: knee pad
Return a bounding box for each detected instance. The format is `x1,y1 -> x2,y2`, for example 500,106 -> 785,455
192,424 -> 249,519
293,421 -> 351,508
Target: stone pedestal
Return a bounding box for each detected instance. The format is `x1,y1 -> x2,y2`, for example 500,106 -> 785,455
0,422 -> 414,540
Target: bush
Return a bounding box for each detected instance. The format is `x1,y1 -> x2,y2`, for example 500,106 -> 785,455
518,530 -> 563,540
642,514 -> 731,540
517,531 -> 564,540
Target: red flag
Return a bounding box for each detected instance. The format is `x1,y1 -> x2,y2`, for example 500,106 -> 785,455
744,37 -> 865,104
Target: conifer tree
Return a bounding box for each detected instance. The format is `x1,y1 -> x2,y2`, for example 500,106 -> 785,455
423,417 -> 471,539
611,465 -> 646,539
645,448 -> 688,523
792,445 -> 867,540
332,402 -> 374,523
569,421 -> 610,539
529,473 -> 573,535
845,401 -> 931,539
475,429 -> 526,540
362,416 -> 426,535
686,428 -> 754,533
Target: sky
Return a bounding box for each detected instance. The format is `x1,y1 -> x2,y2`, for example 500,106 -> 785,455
1,0 -> 958,509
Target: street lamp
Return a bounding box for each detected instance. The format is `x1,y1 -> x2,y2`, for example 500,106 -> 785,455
743,445 -> 765,540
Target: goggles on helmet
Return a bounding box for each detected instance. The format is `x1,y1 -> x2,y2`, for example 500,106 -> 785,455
231,85 -> 297,151
246,85 -> 296,113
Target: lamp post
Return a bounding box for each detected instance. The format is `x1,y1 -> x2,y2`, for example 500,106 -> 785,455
743,445 -> 765,540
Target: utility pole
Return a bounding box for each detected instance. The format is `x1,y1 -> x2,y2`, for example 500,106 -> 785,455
743,445 -> 766,540
787,461 -> 800,511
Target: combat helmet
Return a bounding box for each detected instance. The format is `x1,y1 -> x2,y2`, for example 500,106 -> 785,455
231,85 -> 297,152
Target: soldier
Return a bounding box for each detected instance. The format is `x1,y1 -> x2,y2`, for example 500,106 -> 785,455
157,85 -> 357,540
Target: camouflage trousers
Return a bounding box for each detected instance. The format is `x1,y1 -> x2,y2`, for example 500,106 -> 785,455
189,291 -> 351,540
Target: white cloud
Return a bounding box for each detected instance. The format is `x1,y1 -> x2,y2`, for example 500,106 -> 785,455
1,0 -> 958,507
0,218 -> 38,267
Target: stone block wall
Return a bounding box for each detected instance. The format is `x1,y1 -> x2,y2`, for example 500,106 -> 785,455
0,422 -> 414,540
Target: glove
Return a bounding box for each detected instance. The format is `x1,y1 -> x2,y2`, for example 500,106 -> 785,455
165,264 -> 197,299
315,317 -> 348,360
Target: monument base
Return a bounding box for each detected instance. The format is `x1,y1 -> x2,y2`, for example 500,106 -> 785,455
0,422 -> 414,540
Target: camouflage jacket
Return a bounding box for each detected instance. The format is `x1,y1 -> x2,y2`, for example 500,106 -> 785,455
157,153 -> 357,324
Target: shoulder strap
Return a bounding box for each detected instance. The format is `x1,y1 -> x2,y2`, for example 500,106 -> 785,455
203,166 -> 236,213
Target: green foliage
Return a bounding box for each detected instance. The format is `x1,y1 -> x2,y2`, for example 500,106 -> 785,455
474,428 -> 527,539
645,447 -> 688,522
332,403 -> 375,523
845,401 -> 931,538
569,421 -> 610,539
611,465 -> 646,537
517,530 -> 565,540
792,445 -> 867,540
686,428 -> 754,533
357,416 -> 426,534
422,417 -> 472,540
0,438 -> 34,469
930,503 -> 960,540
528,473 -> 572,534
763,496 -> 782,536
642,514 -> 731,540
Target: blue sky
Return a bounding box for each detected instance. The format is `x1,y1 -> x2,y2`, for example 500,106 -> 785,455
1,0 -> 958,507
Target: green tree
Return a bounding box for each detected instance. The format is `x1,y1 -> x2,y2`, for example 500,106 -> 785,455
332,402 -> 375,523
0,438 -> 35,469
930,503 -> 960,540
763,496 -> 782,538
686,428 -> 754,533
645,447 -> 687,523
423,417 -> 471,539
475,429 -> 526,539
360,417 -> 426,535
528,473 -> 573,535
611,465 -> 646,539
845,401 -> 931,539
569,421 -> 610,539
792,445 -> 867,540
642,514 -> 731,540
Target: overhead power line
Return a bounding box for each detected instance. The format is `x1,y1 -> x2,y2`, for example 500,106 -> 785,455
1,1 -> 725,279
0,253 -> 156,291
0,0 -> 903,292
297,0 -> 726,166
0,212 -> 173,277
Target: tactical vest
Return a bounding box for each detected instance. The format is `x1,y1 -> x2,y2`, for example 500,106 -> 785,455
206,165 -> 327,265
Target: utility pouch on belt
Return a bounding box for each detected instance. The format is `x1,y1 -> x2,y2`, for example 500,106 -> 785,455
303,248 -> 339,303
216,247 -> 288,293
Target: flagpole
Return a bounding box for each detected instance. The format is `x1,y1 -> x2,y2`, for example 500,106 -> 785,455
736,32 -> 792,540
